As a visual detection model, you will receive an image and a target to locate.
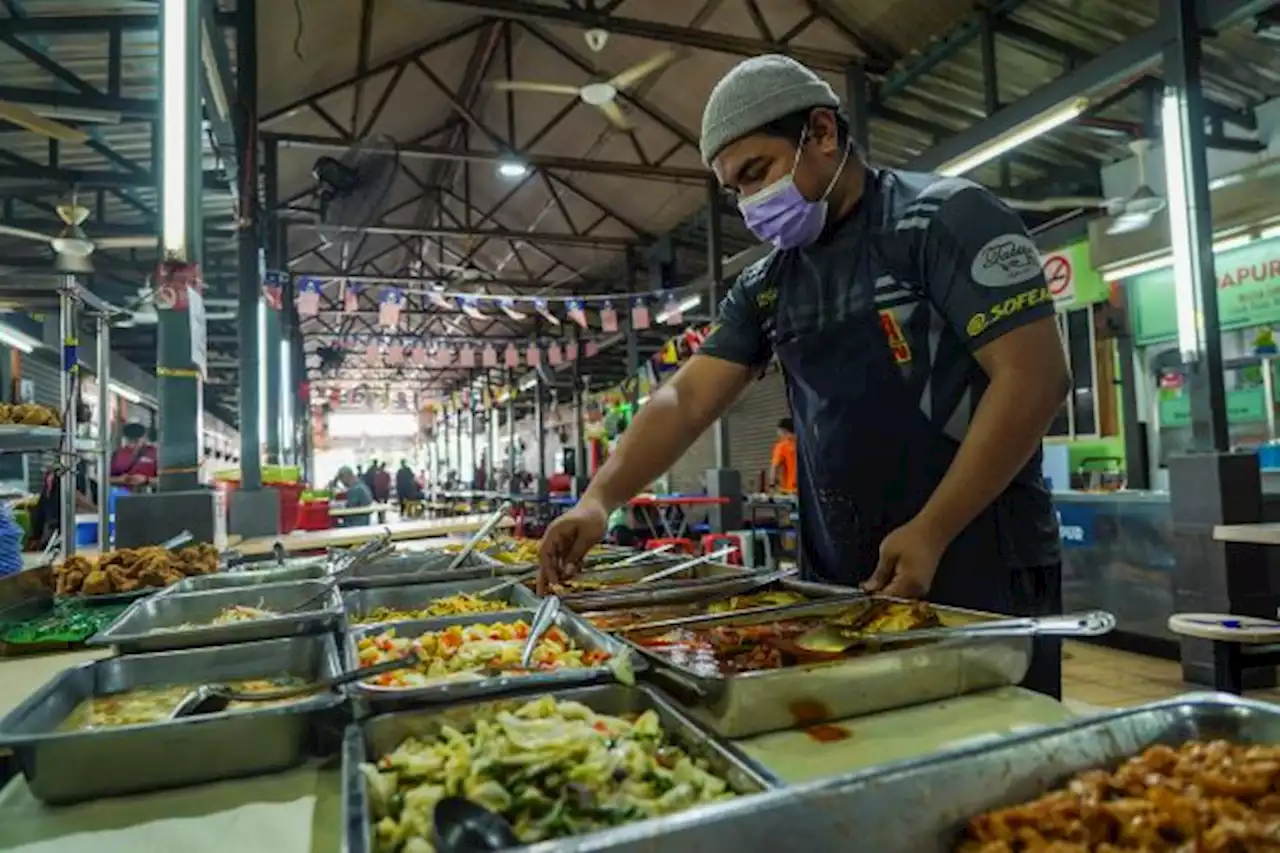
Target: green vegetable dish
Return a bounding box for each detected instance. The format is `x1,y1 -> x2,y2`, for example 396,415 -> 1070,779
361,695 -> 738,853
0,601 -> 129,646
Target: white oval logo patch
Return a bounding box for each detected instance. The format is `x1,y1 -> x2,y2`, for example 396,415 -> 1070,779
970,234 -> 1043,288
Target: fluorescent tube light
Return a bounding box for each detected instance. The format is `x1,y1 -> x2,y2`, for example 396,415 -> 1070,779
1162,90 -> 1202,363
1100,232 -> 1255,282
161,0 -> 189,258
0,324 -> 40,353
655,294 -> 700,324
936,98 -> 1088,177
109,381 -> 143,404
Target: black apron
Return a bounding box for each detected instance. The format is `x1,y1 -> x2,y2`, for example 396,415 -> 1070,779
771,180 -> 1062,696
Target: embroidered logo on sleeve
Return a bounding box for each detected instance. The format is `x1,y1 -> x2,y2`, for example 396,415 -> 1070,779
970,234 -> 1043,288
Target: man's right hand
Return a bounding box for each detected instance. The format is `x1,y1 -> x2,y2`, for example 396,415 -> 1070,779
537,498 -> 608,594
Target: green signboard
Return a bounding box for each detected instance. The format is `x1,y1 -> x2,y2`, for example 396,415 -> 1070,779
1159,387 -> 1274,428
1041,240 -> 1108,313
1129,236 -> 1280,346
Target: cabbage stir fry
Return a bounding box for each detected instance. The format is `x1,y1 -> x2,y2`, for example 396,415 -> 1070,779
361,696 -> 737,853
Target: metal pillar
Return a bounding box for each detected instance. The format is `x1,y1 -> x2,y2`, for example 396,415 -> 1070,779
534,375 -> 547,497
95,314 -> 111,547
468,386 -> 478,488
706,179 -> 729,469
624,247 -> 640,409
1165,0 -> 1227,451
235,0 -> 262,491
453,408 -> 462,488
263,138 -> 283,466
505,369 -> 516,489
58,284 -> 78,562
844,62 -> 870,153
156,0 -> 204,493
486,398 -> 496,494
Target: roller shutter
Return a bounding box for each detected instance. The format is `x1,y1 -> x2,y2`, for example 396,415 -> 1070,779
726,366 -> 790,492
666,426 -> 715,494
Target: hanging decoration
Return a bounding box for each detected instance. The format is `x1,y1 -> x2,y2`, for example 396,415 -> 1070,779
632,298 -> 650,330
534,298 -> 560,326
547,341 -> 562,365
504,343 -> 519,367
499,298 -> 526,320
458,344 -> 476,368
661,296 -> 682,325
343,282 -> 359,314
526,342 -> 541,365
296,277 -> 322,316
460,295 -> 487,320
566,300 -> 587,328
262,270 -> 286,310
599,301 -> 618,333
482,345 -> 498,368
378,287 -> 403,328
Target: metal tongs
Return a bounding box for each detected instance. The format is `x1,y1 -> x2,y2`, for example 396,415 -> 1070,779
795,609 -> 1117,653
632,546 -> 737,585
280,535 -> 395,614
447,501 -> 513,572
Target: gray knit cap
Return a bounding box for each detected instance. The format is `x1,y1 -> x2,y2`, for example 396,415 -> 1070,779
700,54 -> 840,166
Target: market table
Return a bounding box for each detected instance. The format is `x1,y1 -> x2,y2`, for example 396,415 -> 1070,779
1213,521 -> 1280,544
327,502 -> 392,524
233,514 -> 512,557
628,494 -> 730,539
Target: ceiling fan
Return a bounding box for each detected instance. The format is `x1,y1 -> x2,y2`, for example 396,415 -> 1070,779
1105,139 -> 1166,235
0,196 -> 156,273
489,49 -> 676,131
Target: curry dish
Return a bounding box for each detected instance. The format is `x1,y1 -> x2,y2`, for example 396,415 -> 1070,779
958,740 -> 1280,852
630,601 -> 940,676
585,590 -> 809,632
60,677 -> 312,729
361,695 -> 737,853
55,544 -> 220,596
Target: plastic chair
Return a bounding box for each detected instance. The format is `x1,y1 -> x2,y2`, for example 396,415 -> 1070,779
700,533 -> 744,566
645,537 -> 695,555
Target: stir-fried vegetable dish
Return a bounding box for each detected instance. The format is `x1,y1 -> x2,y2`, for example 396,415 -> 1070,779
159,603 -> 278,632
586,590 -> 810,632
356,621 -> 611,689
354,594 -> 512,625
630,601 -> 940,676
361,695 -> 738,853
59,676 -> 312,730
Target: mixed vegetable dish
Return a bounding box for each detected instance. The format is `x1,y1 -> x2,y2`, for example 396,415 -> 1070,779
361,695 -> 739,853
353,594 -> 512,625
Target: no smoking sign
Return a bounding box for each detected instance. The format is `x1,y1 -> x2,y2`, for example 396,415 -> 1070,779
1043,253 -> 1074,303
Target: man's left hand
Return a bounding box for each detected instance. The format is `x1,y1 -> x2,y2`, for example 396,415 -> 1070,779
861,518 -> 948,599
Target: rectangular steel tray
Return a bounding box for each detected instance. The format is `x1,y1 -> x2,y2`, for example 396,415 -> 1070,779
524,560 -> 750,602
573,578 -> 851,620
0,634 -> 346,804
160,560 -> 328,595
456,693 -> 1280,853
336,550 -> 499,588
88,580 -> 343,654
341,683 -> 777,853
344,608 -> 638,707
623,598 -> 1030,738
341,578 -> 540,627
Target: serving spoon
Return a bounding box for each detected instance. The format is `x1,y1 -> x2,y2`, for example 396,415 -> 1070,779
433,797 -> 518,853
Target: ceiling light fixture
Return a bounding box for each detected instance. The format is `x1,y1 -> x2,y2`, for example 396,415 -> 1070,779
936,97 -> 1088,177
498,161 -> 529,178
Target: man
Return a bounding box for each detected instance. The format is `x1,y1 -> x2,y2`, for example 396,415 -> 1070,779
336,465 -> 374,527
372,462 -> 392,503
770,417 -> 797,493
395,460 -> 421,511
538,55 -> 1069,696
109,422 -> 156,492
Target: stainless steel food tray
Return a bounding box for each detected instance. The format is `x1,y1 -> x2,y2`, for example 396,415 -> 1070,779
335,550 -> 499,588
427,693 -> 1280,853
573,577 -> 851,619
527,560 -> 750,603
341,683 -> 778,853
341,578 -> 540,627
344,608 -> 638,707
160,560 -> 328,595
624,598 -> 1030,738
0,634 -> 346,804
88,580 -> 343,654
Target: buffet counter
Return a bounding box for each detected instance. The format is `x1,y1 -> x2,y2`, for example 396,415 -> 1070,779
0,638 -> 1071,853
234,513 -> 512,557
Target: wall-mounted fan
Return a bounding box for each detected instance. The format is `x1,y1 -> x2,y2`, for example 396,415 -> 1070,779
489,50 -> 675,131
0,196 -> 155,273
1105,139 -> 1166,235
312,134 -> 399,248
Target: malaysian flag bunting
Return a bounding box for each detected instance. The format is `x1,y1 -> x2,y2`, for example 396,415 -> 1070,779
460,296 -> 487,320
565,341 -> 577,361
379,287 -> 403,328
458,345 -> 475,368
295,277 -> 321,316
632,298 -> 650,329
566,300 -> 587,328
504,343 -> 519,367
262,270 -> 286,310
599,301 -> 618,332
428,291 -> 453,311
364,341 -> 380,363
526,342 -> 541,365
546,341 -> 562,364
585,340 -> 599,358
411,345 -> 427,366
662,296 -> 682,325
343,282 -> 359,314
482,345 -> 498,368
387,341 -> 405,365
499,298 -> 526,320
534,299 -> 560,326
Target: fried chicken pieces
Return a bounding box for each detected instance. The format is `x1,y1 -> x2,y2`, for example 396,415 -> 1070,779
54,543 -> 219,596
0,402 -> 61,427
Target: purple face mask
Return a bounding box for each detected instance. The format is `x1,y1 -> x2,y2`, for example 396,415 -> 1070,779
737,129 -> 850,250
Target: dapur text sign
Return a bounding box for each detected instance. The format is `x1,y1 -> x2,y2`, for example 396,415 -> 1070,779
1128,236 -> 1280,346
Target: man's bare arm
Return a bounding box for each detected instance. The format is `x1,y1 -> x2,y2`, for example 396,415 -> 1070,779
581,354 -> 754,512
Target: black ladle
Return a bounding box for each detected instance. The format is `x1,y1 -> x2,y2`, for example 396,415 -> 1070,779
434,797 -> 519,852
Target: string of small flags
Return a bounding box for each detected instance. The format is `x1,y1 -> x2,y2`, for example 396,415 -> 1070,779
286,274 -> 693,333
342,337 -> 604,369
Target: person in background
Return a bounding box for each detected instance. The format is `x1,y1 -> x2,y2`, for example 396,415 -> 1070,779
770,417 -> 798,493
372,462 -> 392,503
0,501 -> 24,575
31,403 -> 97,549
363,460 -> 379,495
109,422 -> 156,491
336,466 -> 373,527
395,460 -> 421,511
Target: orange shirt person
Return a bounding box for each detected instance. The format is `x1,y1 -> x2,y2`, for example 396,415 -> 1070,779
770,418 -> 798,493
